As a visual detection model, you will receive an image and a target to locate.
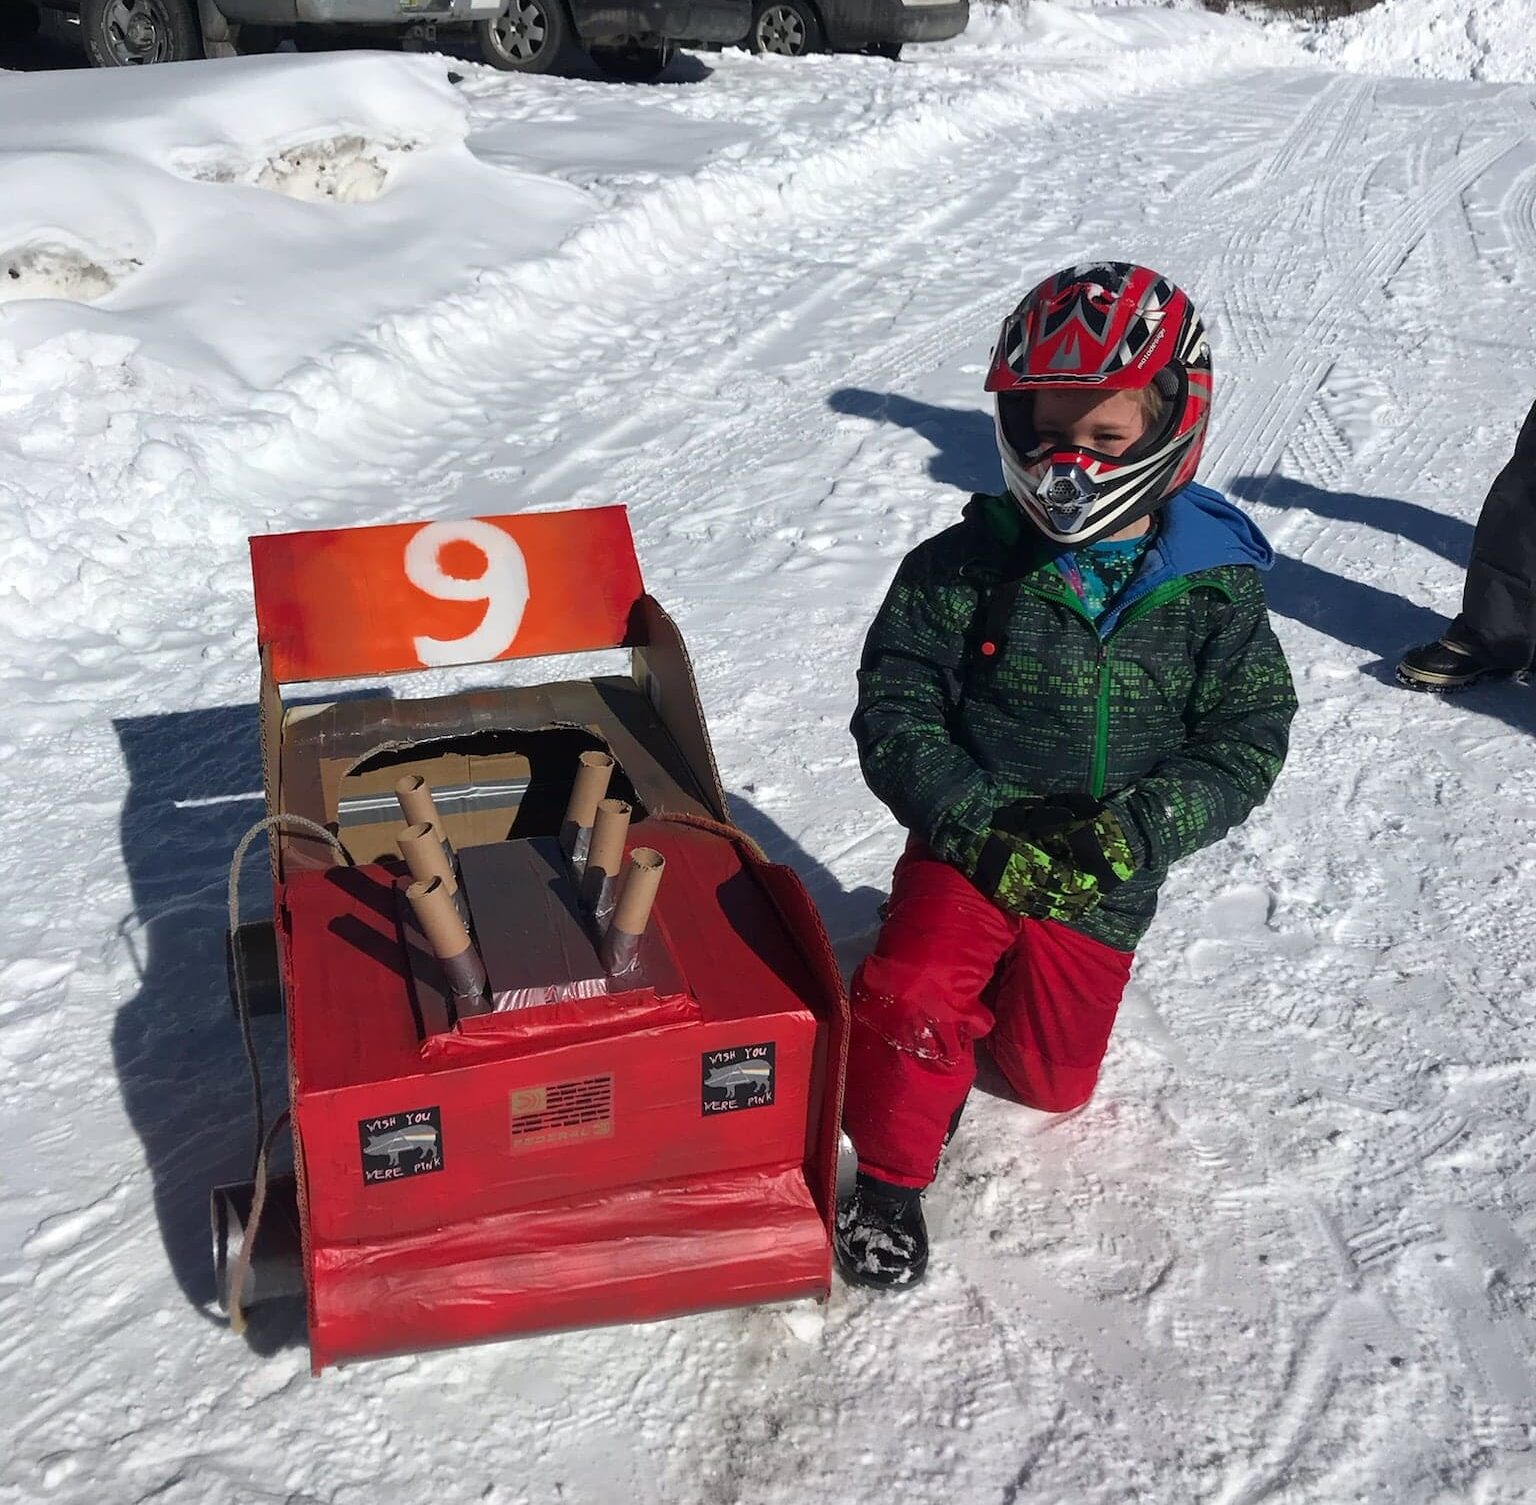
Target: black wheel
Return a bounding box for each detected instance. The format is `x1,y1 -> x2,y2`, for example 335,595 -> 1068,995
81,0 -> 201,63
747,0 -> 819,55
475,0 -> 572,72
589,38 -> 673,82
867,39 -> 900,59
0,0 -> 41,43
227,921 -> 283,1020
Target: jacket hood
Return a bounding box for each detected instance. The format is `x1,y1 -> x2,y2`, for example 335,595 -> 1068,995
967,482 -> 1274,578
1152,482 -> 1274,574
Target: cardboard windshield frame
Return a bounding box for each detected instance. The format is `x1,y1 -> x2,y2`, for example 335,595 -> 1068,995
253,511 -> 729,881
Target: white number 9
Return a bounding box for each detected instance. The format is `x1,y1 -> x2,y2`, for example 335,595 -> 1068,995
405,520 -> 530,667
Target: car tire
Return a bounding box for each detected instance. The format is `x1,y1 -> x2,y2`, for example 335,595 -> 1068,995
867,40 -> 900,59
81,0 -> 202,63
747,0 -> 820,56
589,38 -> 673,82
475,0 -> 573,72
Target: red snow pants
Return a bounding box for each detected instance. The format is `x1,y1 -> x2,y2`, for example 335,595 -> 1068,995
843,843 -> 1135,1190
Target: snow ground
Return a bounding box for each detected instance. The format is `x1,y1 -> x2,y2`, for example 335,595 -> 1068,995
3,4 -> 1536,1502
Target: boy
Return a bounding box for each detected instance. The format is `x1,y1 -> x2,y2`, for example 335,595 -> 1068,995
836,263 -> 1297,1289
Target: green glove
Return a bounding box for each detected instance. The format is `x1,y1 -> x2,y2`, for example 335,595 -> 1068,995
972,828 -> 1105,922
1005,796 -> 1138,890
970,795 -> 1138,922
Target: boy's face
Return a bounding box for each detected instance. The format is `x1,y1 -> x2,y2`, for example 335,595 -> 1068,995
1031,388 -> 1147,458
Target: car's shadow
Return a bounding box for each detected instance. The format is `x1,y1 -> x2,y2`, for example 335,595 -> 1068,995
0,6 -> 84,68
727,791 -> 886,978
111,704 -> 282,1326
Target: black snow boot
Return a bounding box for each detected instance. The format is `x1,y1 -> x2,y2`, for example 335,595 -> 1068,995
834,1173 -> 929,1290
1396,636 -> 1501,692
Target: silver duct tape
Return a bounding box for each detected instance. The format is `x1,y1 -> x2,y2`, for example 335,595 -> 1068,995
441,946 -> 488,1003
564,823 -> 593,876
337,779 -> 529,829
601,926 -> 641,978
589,872 -> 619,930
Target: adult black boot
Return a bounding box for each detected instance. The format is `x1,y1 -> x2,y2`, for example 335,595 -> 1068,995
1396,637 -> 1501,692
834,1172 -> 929,1290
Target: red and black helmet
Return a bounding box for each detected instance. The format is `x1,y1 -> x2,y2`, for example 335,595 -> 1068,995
985,262 -> 1212,546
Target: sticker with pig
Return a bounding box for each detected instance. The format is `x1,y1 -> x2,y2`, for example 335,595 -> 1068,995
358,1106 -> 444,1182
701,1043 -> 776,1114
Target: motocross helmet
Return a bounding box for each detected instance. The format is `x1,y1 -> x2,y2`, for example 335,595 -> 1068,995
985,262 -> 1212,547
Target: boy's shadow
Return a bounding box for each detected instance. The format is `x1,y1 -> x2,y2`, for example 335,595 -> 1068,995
829,385 -> 1536,737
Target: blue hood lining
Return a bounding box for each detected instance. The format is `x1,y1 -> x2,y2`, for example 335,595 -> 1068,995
1067,483 -> 1274,636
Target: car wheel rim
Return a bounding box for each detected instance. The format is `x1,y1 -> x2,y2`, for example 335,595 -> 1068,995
756,5 -> 805,54
104,0 -> 170,62
492,0 -> 547,61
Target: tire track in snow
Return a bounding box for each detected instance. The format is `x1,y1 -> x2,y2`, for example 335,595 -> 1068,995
1210,76 -> 1371,364
1202,130 -> 1520,489
1498,160 -> 1536,271
1211,1300 -> 1349,1505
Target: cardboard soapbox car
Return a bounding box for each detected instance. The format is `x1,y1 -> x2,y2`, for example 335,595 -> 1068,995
213,506 -> 849,1371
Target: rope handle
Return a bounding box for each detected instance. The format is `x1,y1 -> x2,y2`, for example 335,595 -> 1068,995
227,1110 -> 290,1338
227,814 -> 350,1177
223,814 -> 348,1338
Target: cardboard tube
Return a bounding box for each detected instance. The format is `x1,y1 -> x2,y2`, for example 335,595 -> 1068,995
613,847 -> 665,936
397,822 -> 456,893
583,798 -> 631,919
561,752 -> 615,870
602,848 -> 665,977
396,774 -> 449,851
406,876 -> 487,1004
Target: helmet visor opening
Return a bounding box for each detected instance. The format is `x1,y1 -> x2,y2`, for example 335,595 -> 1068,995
997,370 -> 1186,469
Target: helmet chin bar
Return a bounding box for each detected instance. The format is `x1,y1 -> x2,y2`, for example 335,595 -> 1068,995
1002,447 -> 1167,547
1035,463 -> 1097,537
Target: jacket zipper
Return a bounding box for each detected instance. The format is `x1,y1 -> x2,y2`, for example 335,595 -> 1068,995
1020,574 -> 1228,801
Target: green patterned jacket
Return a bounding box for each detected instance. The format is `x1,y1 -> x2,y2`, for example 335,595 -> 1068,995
852,484 -> 1298,951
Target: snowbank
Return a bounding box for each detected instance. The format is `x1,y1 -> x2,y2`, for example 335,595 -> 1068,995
0,52 -> 592,390
1300,0 -> 1536,83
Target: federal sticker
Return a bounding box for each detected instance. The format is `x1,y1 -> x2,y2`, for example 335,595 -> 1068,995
701,1043 -> 776,1115
358,1106 -> 444,1183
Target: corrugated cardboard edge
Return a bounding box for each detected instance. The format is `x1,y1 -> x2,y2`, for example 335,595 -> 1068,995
631,597 -> 730,824
258,643 -> 284,886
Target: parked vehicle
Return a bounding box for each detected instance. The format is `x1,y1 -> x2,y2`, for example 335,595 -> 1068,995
18,0 -> 745,77
476,0 -> 748,79
744,0 -> 965,57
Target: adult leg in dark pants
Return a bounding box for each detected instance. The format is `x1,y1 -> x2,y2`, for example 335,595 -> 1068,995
1400,397 -> 1536,690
